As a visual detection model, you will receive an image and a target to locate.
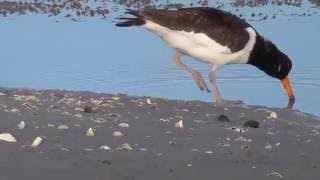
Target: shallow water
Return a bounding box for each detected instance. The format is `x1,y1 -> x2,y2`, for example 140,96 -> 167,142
1,0 -> 319,115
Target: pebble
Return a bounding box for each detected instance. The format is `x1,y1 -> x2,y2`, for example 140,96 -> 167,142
243,120 -> 260,128
83,105 -> 93,113
217,114 -> 231,122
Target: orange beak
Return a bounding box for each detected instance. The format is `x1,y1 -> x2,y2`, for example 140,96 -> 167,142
281,76 -> 295,109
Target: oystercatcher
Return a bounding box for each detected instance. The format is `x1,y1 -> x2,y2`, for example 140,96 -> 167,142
116,7 -> 295,109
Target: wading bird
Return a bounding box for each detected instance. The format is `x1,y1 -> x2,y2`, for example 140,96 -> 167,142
116,7 -> 295,109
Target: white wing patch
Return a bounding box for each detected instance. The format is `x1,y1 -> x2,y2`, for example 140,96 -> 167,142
143,20 -> 256,66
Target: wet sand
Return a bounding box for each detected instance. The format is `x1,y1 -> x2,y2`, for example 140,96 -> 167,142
0,88 -> 320,180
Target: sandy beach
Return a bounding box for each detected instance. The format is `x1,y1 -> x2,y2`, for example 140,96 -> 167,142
0,88 -> 319,180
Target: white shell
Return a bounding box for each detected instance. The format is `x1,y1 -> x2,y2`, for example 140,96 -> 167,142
269,112 -> 278,119
175,120 -> 184,128
113,131 -> 123,137
0,92 -> 5,96
146,98 -> 152,105
86,128 -> 95,137
99,145 -> 111,150
57,125 -> 69,130
17,121 -> 26,130
0,133 -> 17,142
118,123 -> 130,128
265,143 -> 272,150
117,143 -> 133,150
31,137 -> 43,148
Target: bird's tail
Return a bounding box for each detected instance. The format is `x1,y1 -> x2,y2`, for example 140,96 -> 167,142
115,9 -> 145,27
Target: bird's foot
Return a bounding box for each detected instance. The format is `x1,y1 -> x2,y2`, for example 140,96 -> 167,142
191,71 -> 211,93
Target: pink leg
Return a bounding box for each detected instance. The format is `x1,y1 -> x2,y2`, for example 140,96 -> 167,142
209,68 -> 243,106
173,52 -> 210,92
209,69 -> 224,105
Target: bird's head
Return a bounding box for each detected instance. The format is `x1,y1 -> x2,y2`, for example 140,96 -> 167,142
249,39 -> 295,109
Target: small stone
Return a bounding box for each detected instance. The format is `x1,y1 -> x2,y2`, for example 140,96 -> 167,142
243,120 -> 260,128
217,114 -> 231,122
175,120 -> 184,128
83,105 -> 93,113
117,143 -> 133,150
57,125 -> 69,130
118,123 -> 130,128
86,128 -> 95,137
17,121 -> 26,130
113,131 -> 123,137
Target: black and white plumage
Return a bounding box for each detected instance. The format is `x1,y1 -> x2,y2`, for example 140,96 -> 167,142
116,7 -> 295,108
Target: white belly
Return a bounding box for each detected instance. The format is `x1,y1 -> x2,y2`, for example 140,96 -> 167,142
143,20 -> 256,66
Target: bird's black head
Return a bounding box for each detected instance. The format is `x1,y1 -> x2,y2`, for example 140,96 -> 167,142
248,37 -> 295,109
249,39 -> 292,80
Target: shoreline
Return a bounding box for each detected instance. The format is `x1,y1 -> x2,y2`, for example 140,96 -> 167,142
1,87 -> 320,180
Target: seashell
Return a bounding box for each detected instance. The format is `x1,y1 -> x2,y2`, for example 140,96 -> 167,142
118,123 -> 130,128
24,95 -> 38,101
269,112 -> 278,119
0,133 -> 17,142
0,92 -> 5,96
112,97 -> 120,101
139,148 -> 148,151
17,121 -> 26,129
205,150 -> 213,154
146,98 -> 152,105
57,125 -> 69,130
31,137 -> 43,148
117,143 -> 133,150
10,108 -> 19,113
73,113 -> 83,118
265,143 -> 272,150
99,145 -> 111,150
86,128 -> 95,137
175,120 -> 183,128
113,131 -> 123,137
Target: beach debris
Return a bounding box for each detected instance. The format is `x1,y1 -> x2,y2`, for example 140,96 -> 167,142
117,143 -> 133,150
31,137 -> 43,148
244,120 -> 260,128
205,150 -> 213,154
57,124 -> 69,130
187,163 -> 192,167
265,143 -> 273,150
175,120 -> 184,128
229,127 -> 247,133
275,142 -> 281,146
217,114 -> 231,122
0,133 -> 17,142
113,131 -> 123,137
118,123 -> 130,128
86,128 -> 95,137
268,111 -> 278,119
99,145 -> 111,150
17,121 -> 26,130
83,105 -> 93,113
267,171 -> 283,178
